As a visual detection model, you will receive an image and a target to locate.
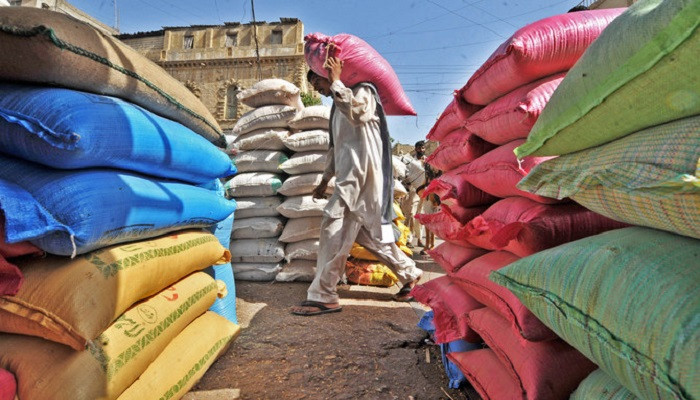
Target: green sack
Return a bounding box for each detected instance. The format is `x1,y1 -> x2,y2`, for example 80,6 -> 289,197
518,115 -> 700,239
515,0 -> 700,158
571,370 -> 639,400
491,227 -> 700,400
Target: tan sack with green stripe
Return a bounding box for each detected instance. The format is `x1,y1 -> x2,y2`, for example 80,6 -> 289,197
0,272 -> 219,400
0,230 -> 230,350
518,115 -> 700,239
0,8 -> 224,145
118,311 -> 240,400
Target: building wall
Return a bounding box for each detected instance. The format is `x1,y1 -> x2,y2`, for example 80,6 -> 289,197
1,0 -> 118,35
120,19 -> 311,131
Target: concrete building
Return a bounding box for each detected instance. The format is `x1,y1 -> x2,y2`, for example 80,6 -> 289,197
1,0 -> 118,35
119,19 -> 312,131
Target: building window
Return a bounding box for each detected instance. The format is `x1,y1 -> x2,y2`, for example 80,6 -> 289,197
225,33 -> 237,47
184,35 -> 194,49
226,86 -> 239,120
10,0 -> 22,6
270,30 -> 283,45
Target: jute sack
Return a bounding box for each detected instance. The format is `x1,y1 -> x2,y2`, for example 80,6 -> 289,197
234,196 -> 283,219
0,272 -> 219,400
224,172 -> 283,198
288,105 -> 331,131
232,262 -> 282,281
118,311 -> 240,400
229,238 -> 285,263
236,78 -> 303,110
0,8 -> 223,145
232,105 -> 297,136
275,260 -> 316,282
277,172 -> 335,196
231,128 -> 290,151
284,239 -> 319,261
0,230 -> 229,350
279,216 -> 323,243
232,150 -> 288,173
277,195 -> 327,219
282,129 -> 330,152
279,151 -> 327,175
231,216 -> 285,239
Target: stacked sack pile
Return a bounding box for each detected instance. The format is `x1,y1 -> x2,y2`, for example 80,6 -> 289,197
0,8 -> 241,400
411,7 -> 638,397
225,79 -> 301,281
275,105 -> 331,282
492,0 -> 699,398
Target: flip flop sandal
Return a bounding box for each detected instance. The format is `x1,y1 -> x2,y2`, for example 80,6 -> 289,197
291,300 -> 343,316
392,284 -> 415,302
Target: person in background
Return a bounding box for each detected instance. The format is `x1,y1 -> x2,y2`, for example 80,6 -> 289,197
404,140 -> 426,248
416,162 -> 440,256
291,48 -> 423,316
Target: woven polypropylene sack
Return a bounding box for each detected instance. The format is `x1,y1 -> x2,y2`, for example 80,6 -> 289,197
205,208 -> 238,324
0,231 -> 229,350
425,128 -> 495,172
515,0 -> 700,158
282,129 -> 330,152
459,8 -> 624,105
236,78 -> 303,110
275,260 -> 317,282
288,105 -> 331,131
234,196 -> 283,219
426,95 -> 482,142
229,238 -> 285,263
468,307 -> 597,400
232,105 -> 297,136
231,216 -> 285,239
409,276 -> 484,344
305,32 -> 415,115
284,239 -> 320,262
426,241 -> 488,274
571,370 -> 640,400
277,195 -> 327,219
0,272 -> 219,400
518,115 -> 700,239
118,312 -> 239,400
279,151 -> 327,175
0,84 -> 234,184
461,140 -> 561,204
232,150 -> 288,173
232,262 -> 282,281
0,368 -> 15,400
423,164 -> 497,209
278,173 -> 335,196
0,156 -> 236,256
491,227 -> 700,400
462,73 -> 565,145
224,172 -> 283,198
415,206 -> 482,247
450,251 -> 556,342
345,259 -> 398,287
279,216 -> 322,243
0,8 -> 223,144
231,128 -> 289,151
463,197 -> 628,256
448,349 -> 521,400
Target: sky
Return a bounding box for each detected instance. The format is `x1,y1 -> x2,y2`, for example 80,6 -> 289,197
70,0 -> 583,145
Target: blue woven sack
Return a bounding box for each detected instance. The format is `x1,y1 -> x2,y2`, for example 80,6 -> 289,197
0,154 -> 236,256
0,83 -> 236,184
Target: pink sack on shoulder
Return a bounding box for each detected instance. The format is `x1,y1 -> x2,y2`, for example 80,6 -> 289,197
305,32 -> 416,116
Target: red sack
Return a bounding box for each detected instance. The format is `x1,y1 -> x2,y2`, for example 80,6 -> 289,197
427,241 -> 488,274
410,276 -> 483,344
450,251 -> 556,341
459,8 -> 625,105
442,203 -> 487,225
463,197 -> 629,256
0,368 -> 16,400
463,73 -> 565,145
304,32 -> 415,116
425,128 -> 495,172
0,255 -> 23,296
415,206 -> 482,247
448,349 -> 521,400
423,163 -> 497,208
467,308 -> 597,400
426,96 -> 481,142
460,140 -> 561,204
0,217 -> 42,259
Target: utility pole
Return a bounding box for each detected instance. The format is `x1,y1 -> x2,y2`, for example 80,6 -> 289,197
113,0 -> 119,32
251,0 -> 262,81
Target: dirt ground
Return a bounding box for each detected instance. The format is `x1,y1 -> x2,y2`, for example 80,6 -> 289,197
194,247 -> 481,400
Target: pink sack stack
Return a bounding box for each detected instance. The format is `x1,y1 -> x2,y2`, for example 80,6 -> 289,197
426,95 -> 482,141
305,32 -> 416,116
426,128 -> 495,172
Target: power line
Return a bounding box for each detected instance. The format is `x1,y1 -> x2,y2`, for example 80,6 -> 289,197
425,0 -> 505,38
381,38 -> 501,55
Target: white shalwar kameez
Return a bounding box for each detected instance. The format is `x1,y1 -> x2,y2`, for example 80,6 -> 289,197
306,80 -> 423,304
